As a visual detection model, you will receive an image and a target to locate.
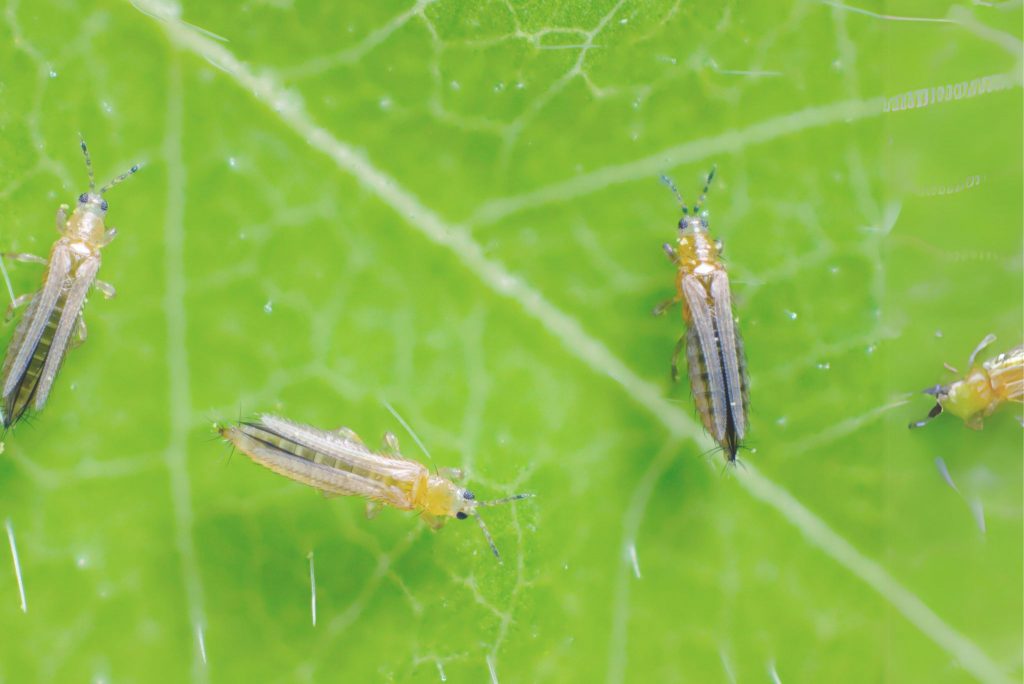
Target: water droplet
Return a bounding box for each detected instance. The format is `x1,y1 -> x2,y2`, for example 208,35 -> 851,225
449,80 -> 460,91
48,68 -> 58,78
101,101 -> 113,114
866,344 -> 876,354
493,81 -> 505,93
378,96 -> 393,110
263,300 -> 273,314
934,329 -> 944,338
776,416 -> 788,426
784,309 -> 798,320
76,555 -> 89,569
817,361 -> 831,370
515,81 -> 526,90
619,17 -> 629,24
227,157 -> 238,169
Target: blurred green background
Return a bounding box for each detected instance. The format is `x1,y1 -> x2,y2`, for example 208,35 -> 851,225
0,0 -> 1021,681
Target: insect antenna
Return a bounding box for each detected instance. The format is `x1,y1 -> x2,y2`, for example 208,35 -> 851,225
659,174 -> 689,215
79,136 -> 96,192
472,511 -> 501,559
477,492 -> 534,507
692,165 -> 717,215
100,163 -> 142,194
908,402 -> 943,429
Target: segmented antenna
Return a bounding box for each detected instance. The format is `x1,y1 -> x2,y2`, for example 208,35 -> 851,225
474,493 -> 532,559
660,174 -> 689,215
101,163 -> 141,194
80,136 -> 95,191
692,165 -> 717,215
473,512 -> 501,559
478,493 -> 534,507
909,403 -> 943,429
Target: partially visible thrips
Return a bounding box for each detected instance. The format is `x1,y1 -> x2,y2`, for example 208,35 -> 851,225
910,334 -> 1023,430
654,167 -> 750,463
0,139 -> 140,428
217,414 -> 533,559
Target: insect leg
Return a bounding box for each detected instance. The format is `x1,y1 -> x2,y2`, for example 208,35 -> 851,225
1,253 -> 48,266
70,317 -> 87,349
670,334 -> 686,382
335,427 -> 364,445
662,243 -> 679,263
420,512 -> 446,530
94,280 -> 116,299
652,295 -> 680,316
438,466 -> 464,481
4,293 -> 33,321
98,228 -> 118,247
967,333 -> 997,367
381,431 -> 401,457
55,204 -> 69,232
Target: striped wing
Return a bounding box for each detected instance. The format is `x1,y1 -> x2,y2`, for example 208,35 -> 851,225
2,243 -> 70,399
34,255 -> 100,409
680,275 -> 728,442
224,422 -> 412,507
710,270 -> 747,439
257,414 -> 423,479
986,345 -> 1023,403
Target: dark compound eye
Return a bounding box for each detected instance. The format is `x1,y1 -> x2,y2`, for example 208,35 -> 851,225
455,512 -> 468,520
100,200 -> 108,211
462,490 -> 475,500
78,193 -> 89,203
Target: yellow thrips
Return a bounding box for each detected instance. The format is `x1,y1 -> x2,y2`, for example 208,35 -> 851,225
0,139 -> 139,428
911,334 -> 1023,430
655,167 -> 750,463
218,414 -> 532,558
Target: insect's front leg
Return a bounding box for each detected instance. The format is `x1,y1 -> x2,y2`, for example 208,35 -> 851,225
4,292 -> 34,321
663,243 -> 679,263
98,227 -> 118,247
438,466 -> 464,481
94,279 -> 116,299
1,252 -> 48,266
420,512 -> 447,530
55,203 -> 69,232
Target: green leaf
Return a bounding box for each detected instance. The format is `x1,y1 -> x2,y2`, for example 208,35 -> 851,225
0,0 -> 1020,681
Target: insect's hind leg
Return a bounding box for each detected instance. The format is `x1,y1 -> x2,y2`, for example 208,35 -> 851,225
94,279 -> 116,299
1,252 -> 47,266
70,317 -> 87,349
4,292 -> 33,321
670,334 -> 686,382
652,294 -> 680,316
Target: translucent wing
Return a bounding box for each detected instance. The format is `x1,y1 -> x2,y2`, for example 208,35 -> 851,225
257,414 -> 424,480
35,255 -> 100,409
3,243 -> 71,398
986,345 -> 1023,403
681,275 -> 728,441
223,423 -> 411,508
710,270 -> 747,439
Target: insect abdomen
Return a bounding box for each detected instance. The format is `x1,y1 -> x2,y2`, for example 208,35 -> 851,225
241,422 -> 409,490
2,293 -> 69,427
